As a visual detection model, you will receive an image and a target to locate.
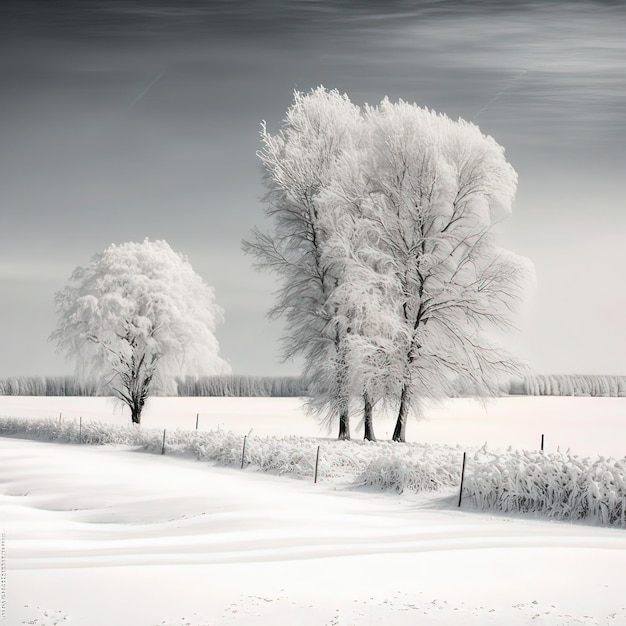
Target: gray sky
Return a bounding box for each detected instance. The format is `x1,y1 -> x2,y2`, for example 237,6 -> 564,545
1,0 -> 625,377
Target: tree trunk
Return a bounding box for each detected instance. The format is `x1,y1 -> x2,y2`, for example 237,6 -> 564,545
363,392 -> 376,442
338,407 -> 350,440
130,404 -> 142,425
130,391 -> 145,425
392,384 -> 410,442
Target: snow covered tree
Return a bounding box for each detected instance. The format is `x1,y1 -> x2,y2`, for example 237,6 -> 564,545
50,239 -> 230,423
354,99 -> 527,441
247,88 -> 529,442
318,169 -> 405,442
243,87 -> 362,439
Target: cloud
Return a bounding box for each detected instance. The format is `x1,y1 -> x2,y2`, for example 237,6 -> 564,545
380,4 -> 626,144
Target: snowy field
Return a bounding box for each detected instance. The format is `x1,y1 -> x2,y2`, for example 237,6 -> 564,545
1,396 -> 626,625
3,395 -> 626,456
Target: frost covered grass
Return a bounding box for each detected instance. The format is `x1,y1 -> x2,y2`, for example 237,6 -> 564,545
465,446 -> 626,526
0,416 -> 462,491
1,415 -> 625,527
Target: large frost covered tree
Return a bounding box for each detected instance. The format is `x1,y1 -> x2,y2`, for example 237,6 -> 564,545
50,239 -> 230,423
247,87 -> 529,442
350,100 -> 528,442
243,87 -> 362,439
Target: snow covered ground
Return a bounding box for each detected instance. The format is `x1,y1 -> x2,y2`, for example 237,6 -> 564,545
2,395 -> 626,457
1,396 -> 626,625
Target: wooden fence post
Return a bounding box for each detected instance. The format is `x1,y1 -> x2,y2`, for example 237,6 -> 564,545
161,429 -> 166,455
241,435 -> 247,468
314,446 -> 320,484
195,413 -> 199,430
458,452 -> 467,508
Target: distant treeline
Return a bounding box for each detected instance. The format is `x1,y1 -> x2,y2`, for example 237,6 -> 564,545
175,375 -> 309,397
0,376 -> 99,396
2,374 -> 626,398
0,375 -> 309,398
512,374 -> 626,397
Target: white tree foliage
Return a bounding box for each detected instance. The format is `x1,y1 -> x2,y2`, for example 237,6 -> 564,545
50,239 -> 230,423
349,100 -> 529,441
244,87 -> 362,439
247,87 -> 530,441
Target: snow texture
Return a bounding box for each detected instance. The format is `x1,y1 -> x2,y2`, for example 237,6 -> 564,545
1,396 -> 626,625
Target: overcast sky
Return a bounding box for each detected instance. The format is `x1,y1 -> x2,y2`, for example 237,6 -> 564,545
1,0 -> 625,378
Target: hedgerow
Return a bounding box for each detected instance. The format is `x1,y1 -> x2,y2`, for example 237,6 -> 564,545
0,417 -> 624,527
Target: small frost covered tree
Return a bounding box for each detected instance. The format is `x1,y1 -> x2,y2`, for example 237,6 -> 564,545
50,239 -> 230,423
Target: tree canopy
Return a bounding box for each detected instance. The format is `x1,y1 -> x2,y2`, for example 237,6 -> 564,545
50,239 -> 230,423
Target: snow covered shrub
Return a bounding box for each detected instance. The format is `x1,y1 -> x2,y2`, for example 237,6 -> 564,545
243,436 -> 319,475
464,446 -> 626,526
357,455 -> 456,493
355,443 -> 463,493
